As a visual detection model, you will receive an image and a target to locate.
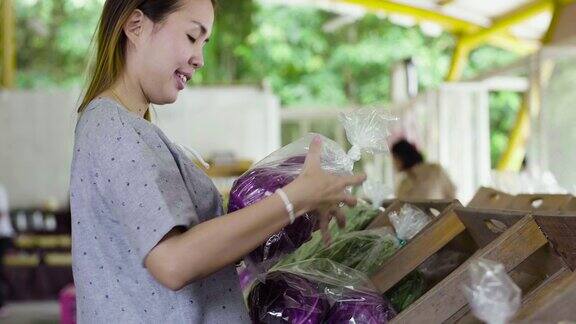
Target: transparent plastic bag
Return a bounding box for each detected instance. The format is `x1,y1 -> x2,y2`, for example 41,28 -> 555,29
314,228 -> 400,275
339,109 -> 396,161
389,204 -> 431,240
463,259 -> 521,324
228,110 -> 394,272
362,179 -> 390,210
248,259 -> 397,324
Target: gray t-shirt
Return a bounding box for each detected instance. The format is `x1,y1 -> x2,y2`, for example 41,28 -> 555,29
70,97 -> 249,323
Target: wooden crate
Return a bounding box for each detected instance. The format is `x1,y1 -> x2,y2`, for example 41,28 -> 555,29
467,187 -> 515,209
510,212 -> 576,323
391,213 -> 557,323
368,204 -> 524,295
367,199 -> 458,230
561,196 -> 576,212
508,194 -> 574,212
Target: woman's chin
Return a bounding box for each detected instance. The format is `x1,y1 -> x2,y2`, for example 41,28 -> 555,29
151,92 -> 178,105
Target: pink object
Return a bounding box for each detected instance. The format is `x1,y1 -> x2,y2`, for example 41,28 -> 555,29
59,284 -> 76,324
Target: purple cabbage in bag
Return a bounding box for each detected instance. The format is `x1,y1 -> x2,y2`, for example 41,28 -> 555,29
248,271 -> 329,324
325,289 -> 397,324
228,156 -> 317,268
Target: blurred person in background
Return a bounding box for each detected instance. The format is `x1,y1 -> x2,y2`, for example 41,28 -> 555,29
391,139 -> 456,200
0,183 -> 14,317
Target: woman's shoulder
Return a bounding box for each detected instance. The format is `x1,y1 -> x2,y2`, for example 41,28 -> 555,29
75,97 -> 141,149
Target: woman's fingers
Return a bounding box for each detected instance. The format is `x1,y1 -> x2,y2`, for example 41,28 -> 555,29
340,173 -> 367,188
337,193 -> 358,207
318,210 -> 331,246
304,136 -> 323,170
332,208 -> 347,229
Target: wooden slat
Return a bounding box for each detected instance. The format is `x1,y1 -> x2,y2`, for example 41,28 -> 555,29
513,267 -> 576,323
391,215 -> 548,324
455,207 -> 526,248
561,196 -> 576,211
508,194 -> 573,212
534,213 -> 576,271
370,204 -> 464,293
367,199 -> 458,230
467,187 -> 515,209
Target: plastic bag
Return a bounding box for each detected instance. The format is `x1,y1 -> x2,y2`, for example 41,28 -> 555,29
463,259 -> 521,324
248,259 -> 397,324
389,204 -> 431,240
314,228 -> 400,275
362,179 -> 390,210
229,110 -> 394,271
342,202 -> 382,232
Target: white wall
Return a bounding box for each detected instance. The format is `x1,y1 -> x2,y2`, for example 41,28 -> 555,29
0,86 -> 280,209
389,83 -> 492,203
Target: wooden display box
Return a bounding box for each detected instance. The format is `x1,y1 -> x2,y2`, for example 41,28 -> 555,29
508,193 -> 574,212
510,212 -> 576,323
468,187 -> 515,209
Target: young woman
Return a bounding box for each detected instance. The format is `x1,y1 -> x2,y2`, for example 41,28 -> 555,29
70,0 -> 366,322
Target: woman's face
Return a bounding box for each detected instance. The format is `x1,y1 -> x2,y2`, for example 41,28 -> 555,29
129,0 -> 214,105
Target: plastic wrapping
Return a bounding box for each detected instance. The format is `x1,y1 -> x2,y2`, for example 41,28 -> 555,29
275,219 -> 397,273
339,109 -> 395,161
229,110 -> 394,271
228,134 -> 347,272
314,228 -> 400,275
388,204 -> 431,241
342,202 -> 382,232
463,259 -> 521,324
362,179 -> 390,210
248,259 -> 397,324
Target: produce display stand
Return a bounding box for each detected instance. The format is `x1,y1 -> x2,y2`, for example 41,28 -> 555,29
507,194 -> 574,212
391,212 -> 553,324
368,201 -> 491,294
508,212 -> 576,323
467,187 -> 515,209
389,193 -> 575,323
367,199 -> 458,231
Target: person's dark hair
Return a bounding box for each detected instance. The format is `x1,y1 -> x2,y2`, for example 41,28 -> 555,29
391,139 -> 424,171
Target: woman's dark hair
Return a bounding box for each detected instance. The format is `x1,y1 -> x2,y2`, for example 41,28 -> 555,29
391,139 -> 424,171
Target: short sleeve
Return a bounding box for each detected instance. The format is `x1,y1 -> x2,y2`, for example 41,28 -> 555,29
81,108 -> 198,265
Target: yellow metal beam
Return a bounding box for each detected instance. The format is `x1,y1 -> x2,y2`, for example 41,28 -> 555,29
461,0 -> 554,49
497,99 -> 530,170
445,39 -> 471,81
340,0 -> 537,55
1,0 -> 16,88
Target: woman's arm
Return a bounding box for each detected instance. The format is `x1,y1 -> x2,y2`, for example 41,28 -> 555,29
145,137 -> 365,290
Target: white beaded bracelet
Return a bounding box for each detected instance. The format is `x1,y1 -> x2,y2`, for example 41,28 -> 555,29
275,188 -> 295,224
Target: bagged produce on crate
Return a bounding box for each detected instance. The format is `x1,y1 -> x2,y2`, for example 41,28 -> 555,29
388,204 -> 431,240
228,110 -> 395,272
463,259 -> 521,324
248,259 -> 397,324
313,228 -> 400,275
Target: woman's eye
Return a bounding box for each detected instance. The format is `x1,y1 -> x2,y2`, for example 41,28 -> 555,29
187,35 -> 197,43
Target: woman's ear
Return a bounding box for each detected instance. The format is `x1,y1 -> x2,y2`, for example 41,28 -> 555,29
123,9 -> 146,46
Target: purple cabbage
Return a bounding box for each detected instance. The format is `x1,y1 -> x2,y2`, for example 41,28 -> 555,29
248,271 -> 329,324
228,157 -> 317,268
325,290 -> 397,324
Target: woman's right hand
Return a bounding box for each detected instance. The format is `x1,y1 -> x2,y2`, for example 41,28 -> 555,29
282,136 -> 366,244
